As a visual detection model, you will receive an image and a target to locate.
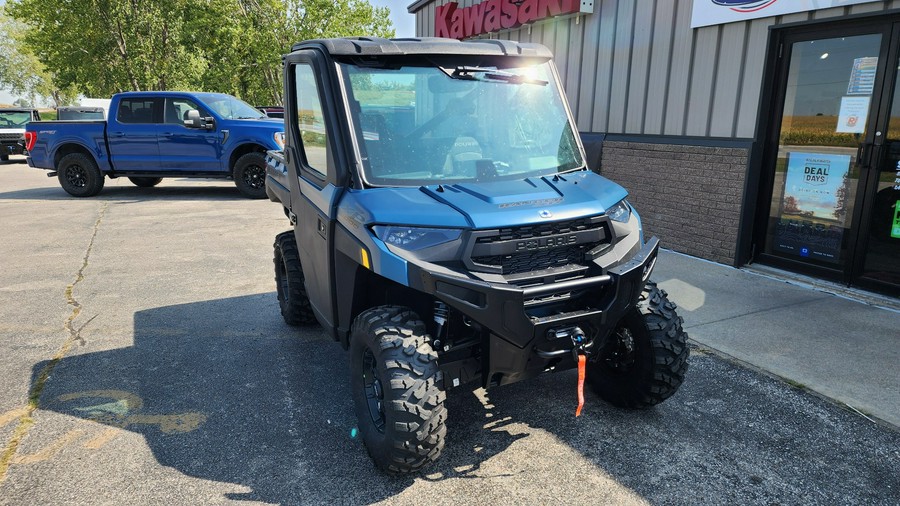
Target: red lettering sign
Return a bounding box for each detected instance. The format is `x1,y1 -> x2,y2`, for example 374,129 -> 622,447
434,0 -> 583,39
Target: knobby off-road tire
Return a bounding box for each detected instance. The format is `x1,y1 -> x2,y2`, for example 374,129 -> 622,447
588,281 -> 689,408
273,231 -> 315,325
233,152 -> 267,199
350,306 -> 447,475
128,176 -> 163,187
58,153 -> 105,197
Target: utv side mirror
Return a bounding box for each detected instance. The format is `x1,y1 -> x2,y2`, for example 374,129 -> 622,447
184,109 -> 215,130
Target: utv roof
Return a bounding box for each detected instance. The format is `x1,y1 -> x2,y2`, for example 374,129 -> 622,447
290,37 -> 552,59
0,108 -> 37,112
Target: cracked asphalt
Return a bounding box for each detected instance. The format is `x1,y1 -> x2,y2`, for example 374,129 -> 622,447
0,159 -> 898,505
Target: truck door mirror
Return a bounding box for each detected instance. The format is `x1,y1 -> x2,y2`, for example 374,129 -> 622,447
184,109 -> 215,130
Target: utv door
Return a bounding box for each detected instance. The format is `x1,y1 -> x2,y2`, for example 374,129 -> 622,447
283,52 -> 347,332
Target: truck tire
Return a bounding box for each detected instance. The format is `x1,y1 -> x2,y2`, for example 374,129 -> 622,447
128,177 -> 163,187
1,154 -> 8,162
588,281 -> 689,409
58,153 -> 105,197
350,306 -> 447,474
273,231 -> 316,325
233,152 -> 267,199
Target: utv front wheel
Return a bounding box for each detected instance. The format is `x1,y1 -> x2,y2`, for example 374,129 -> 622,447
588,281 -> 689,408
273,231 -> 315,325
350,306 -> 447,474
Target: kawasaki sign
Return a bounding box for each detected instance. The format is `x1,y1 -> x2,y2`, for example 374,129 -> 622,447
436,0 -> 593,39
692,0 -> 881,28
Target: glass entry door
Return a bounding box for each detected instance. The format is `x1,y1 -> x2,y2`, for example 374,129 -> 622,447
857,53 -> 900,291
758,22 -> 900,296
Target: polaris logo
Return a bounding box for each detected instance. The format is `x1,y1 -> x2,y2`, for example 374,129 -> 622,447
516,235 -> 577,251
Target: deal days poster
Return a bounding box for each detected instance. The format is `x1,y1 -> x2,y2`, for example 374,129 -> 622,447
773,152 -> 852,263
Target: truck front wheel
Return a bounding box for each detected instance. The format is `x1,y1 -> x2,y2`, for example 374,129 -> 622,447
233,152 -> 267,199
588,281 -> 689,408
58,153 -> 104,197
350,306 -> 447,474
128,177 -> 163,187
273,231 -> 316,325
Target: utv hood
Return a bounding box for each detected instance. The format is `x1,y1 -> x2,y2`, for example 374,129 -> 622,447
340,171 -> 629,230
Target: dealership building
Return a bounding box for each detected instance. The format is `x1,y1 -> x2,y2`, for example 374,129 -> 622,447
408,0 -> 900,297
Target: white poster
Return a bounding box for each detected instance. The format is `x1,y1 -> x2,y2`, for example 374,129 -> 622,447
836,96 -> 870,134
691,1 -> 882,29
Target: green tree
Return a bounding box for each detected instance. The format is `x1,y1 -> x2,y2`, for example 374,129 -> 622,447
188,0 -> 395,105
8,0 -> 209,95
0,12 -> 77,107
6,0 -> 395,106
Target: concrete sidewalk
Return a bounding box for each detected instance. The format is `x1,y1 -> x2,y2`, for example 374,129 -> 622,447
653,250 -> 900,429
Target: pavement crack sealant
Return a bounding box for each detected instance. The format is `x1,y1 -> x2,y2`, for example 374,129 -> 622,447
0,202 -> 109,484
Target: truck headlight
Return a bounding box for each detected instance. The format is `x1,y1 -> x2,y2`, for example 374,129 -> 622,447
606,199 -> 631,223
373,226 -> 462,251
274,132 -> 285,149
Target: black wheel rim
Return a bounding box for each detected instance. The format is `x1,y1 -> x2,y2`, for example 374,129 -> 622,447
362,348 -> 386,433
65,165 -> 88,188
601,327 -> 637,372
243,164 -> 265,189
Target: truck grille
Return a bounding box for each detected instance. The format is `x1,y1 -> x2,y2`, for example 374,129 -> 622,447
0,133 -> 23,142
469,216 -> 611,275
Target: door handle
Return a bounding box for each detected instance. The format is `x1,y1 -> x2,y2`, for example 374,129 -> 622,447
857,143 -> 872,167
316,217 -> 326,238
110,132 -> 125,138
161,132 -> 174,137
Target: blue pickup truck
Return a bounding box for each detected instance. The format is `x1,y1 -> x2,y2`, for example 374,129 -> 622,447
25,91 -> 284,198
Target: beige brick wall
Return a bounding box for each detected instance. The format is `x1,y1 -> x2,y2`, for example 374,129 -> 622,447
599,141 -> 749,265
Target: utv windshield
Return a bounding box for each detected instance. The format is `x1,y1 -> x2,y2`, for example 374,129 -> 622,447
0,111 -> 32,128
339,60 -> 584,186
194,93 -> 267,120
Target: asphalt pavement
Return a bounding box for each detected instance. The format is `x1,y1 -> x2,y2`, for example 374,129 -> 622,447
0,158 -> 898,505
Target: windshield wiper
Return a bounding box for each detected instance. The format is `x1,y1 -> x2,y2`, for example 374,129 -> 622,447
441,66 -> 548,86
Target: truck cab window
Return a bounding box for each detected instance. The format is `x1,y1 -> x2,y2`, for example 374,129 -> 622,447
294,64 -> 329,176
165,98 -> 203,125
117,99 -> 161,124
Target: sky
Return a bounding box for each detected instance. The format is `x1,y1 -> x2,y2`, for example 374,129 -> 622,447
0,0 -> 417,106
373,0 -> 416,38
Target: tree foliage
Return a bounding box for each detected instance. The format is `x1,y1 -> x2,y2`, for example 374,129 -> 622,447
4,0 -> 394,105
0,12 -> 78,106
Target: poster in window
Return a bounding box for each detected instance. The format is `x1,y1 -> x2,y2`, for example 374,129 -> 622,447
772,152 -> 852,263
847,57 -> 878,95
836,96 -> 869,134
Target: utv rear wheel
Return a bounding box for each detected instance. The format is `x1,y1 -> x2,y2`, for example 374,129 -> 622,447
588,281 -> 689,408
273,231 -> 315,325
350,306 -> 447,474
233,152 -> 267,199
128,176 -> 163,187
58,153 -> 104,197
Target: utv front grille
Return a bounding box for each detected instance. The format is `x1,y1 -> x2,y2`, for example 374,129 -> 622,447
468,216 -> 611,275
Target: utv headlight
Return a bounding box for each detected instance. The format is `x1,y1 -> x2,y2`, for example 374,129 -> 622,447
606,199 -> 631,223
373,226 -> 462,251
274,132 -> 286,149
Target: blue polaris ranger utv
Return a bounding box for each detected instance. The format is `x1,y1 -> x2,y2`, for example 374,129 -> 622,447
266,37 -> 689,474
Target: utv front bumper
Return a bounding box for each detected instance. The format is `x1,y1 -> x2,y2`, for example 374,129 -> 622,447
412,237 -> 660,387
